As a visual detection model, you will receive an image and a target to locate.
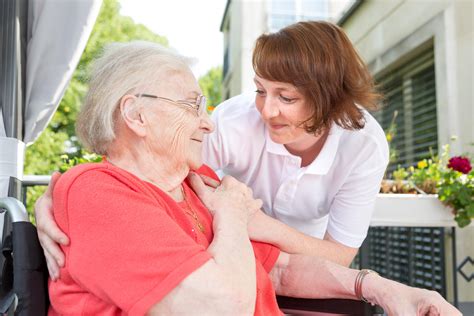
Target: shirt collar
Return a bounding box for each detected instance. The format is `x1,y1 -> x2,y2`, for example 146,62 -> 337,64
264,123 -> 344,175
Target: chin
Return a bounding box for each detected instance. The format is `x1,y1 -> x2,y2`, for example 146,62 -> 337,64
268,132 -> 291,145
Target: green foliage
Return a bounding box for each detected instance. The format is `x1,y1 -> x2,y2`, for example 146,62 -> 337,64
436,146 -> 474,227
392,167 -> 409,182
380,166 -> 416,194
438,169 -> 474,228
408,158 -> 441,194
381,144 -> 473,228
24,129 -> 69,222
198,66 -> 222,112
383,118 -> 473,227
23,0 -> 168,216
59,151 -> 102,173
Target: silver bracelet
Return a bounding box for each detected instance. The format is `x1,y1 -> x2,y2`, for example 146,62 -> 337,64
354,269 -> 379,303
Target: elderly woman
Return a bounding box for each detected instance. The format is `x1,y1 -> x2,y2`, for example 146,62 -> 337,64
47,42 -> 459,315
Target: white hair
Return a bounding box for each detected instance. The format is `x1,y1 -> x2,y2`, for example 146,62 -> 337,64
76,41 -> 194,155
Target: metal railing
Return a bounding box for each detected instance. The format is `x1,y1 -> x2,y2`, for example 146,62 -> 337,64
356,227 -> 451,299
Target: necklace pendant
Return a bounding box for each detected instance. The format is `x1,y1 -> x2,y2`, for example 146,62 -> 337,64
197,222 -> 205,233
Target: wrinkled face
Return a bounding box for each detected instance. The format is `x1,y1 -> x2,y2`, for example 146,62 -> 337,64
254,75 -> 315,148
141,69 -> 214,170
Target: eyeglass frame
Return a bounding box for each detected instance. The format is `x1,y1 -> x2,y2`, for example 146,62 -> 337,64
135,93 -> 207,116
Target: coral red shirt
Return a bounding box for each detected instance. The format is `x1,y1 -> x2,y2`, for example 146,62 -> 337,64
48,161 -> 282,315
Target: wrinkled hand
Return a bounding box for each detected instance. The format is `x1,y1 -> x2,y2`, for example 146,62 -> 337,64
34,171 -> 68,280
188,173 -> 262,223
370,276 -> 461,316
192,174 -> 269,240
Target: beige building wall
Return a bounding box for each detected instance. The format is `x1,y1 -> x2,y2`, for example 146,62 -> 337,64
221,0 -> 268,99
341,0 -> 473,310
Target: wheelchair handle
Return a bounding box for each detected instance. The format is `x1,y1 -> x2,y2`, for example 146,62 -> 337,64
0,197 -> 29,223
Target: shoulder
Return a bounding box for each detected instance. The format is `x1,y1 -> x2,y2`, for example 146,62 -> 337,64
55,162 -> 135,194
53,162 -> 156,209
342,110 -> 387,152
54,163 -> 108,195
338,110 -> 389,169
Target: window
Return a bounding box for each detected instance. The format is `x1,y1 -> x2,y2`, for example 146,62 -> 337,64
374,48 -> 438,173
269,0 -> 296,31
301,0 -> 327,17
268,0 -> 328,31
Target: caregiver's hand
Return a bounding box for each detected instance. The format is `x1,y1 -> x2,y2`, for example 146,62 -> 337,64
192,173 -> 264,226
34,171 -> 68,280
365,273 -> 461,316
188,173 -> 262,223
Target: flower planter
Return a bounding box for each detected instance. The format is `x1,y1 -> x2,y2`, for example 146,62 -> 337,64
371,193 -> 457,227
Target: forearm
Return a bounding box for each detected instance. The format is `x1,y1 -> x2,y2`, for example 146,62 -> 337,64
272,252 -> 360,299
250,211 -> 356,266
149,213 -> 256,316
272,252 -> 462,316
207,212 -> 256,311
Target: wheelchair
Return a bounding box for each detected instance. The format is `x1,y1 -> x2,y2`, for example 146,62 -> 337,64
0,197 -> 383,315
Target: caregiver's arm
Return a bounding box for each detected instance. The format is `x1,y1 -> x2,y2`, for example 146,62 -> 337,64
197,174 -> 357,267
35,172 -> 68,279
248,210 -> 357,266
270,251 -> 461,315
251,157 -> 389,267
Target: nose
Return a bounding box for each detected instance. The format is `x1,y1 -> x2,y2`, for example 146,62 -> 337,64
200,113 -> 215,134
260,96 -> 280,120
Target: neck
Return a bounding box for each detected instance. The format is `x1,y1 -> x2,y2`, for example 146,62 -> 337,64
107,142 -> 188,199
284,129 -> 329,167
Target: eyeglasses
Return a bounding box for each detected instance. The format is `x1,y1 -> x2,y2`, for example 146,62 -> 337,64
135,93 -> 207,116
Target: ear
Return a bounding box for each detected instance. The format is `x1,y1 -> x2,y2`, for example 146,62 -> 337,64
119,95 -> 148,137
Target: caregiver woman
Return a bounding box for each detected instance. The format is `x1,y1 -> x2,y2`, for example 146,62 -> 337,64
203,20 -> 388,266
36,21 -> 388,275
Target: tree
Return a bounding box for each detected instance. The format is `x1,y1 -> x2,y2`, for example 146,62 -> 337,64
24,0 -> 168,216
198,66 -> 223,112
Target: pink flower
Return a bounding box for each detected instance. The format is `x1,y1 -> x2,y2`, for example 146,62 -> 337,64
447,156 -> 472,174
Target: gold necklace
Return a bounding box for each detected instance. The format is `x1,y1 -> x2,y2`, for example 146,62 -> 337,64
180,185 -> 205,234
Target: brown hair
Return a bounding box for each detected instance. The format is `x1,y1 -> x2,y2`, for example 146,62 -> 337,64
252,21 -> 381,134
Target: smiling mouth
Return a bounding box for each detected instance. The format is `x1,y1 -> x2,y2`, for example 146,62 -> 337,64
191,138 -> 202,142
269,124 -> 288,130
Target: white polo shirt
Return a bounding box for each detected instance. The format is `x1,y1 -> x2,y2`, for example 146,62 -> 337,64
202,93 -> 389,248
